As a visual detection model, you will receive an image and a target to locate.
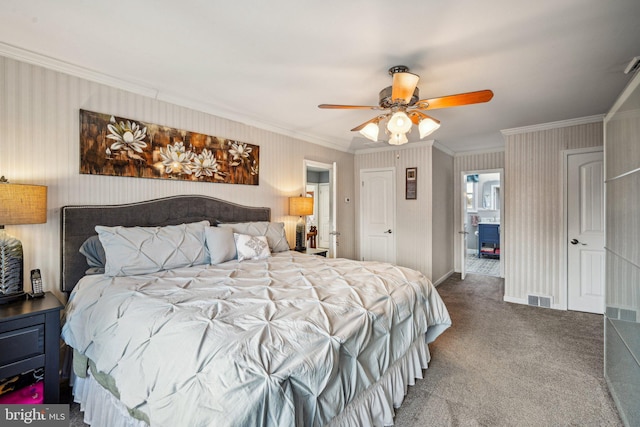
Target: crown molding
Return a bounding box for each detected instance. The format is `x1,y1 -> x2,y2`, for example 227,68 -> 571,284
500,114 -> 604,136
354,139 -> 435,155
433,141 -> 455,156
0,42 -> 352,154
454,146 -> 506,157
0,42 -> 160,98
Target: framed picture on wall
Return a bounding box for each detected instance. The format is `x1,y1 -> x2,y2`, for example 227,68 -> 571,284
406,167 -> 417,199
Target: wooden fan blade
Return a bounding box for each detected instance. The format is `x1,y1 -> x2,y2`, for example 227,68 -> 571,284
407,110 -> 426,125
391,72 -> 420,104
350,115 -> 387,132
318,104 -> 382,110
407,111 -> 439,125
414,89 -> 494,110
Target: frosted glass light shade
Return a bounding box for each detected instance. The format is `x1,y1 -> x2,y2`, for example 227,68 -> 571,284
386,111 -> 412,134
359,123 -> 379,142
388,133 -> 408,145
418,117 -> 441,139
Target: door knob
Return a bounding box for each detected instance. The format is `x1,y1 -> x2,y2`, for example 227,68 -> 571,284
570,238 -> 586,245
384,229 -> 392,234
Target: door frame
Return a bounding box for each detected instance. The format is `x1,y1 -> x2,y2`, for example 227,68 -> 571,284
459,168 -> 504,279
359,167 -> 396,262
304,160 -> 337,257
561,147 -> 604,311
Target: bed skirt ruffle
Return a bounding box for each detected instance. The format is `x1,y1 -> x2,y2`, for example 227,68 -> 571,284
328,335 -> 431,427
73,371 -> 147,427
73,335 -> 430,427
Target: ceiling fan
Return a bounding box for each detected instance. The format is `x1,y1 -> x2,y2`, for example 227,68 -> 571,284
318,65 -> 494,145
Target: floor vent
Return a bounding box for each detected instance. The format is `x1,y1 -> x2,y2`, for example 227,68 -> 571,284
528,295 -> 552,308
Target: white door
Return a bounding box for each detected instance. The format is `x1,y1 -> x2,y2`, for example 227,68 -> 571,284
318,183 -> 330,248
460,173 -> 469,279
567,151 -> 604,313
361,169 -> 396,263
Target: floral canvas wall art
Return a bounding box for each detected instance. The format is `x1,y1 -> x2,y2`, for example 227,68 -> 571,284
79,109 -> 259,185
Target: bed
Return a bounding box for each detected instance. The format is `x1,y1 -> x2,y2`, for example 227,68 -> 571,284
60,195 -> 451,427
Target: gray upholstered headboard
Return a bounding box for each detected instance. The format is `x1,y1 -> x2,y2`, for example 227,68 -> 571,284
60,195 -> 271,293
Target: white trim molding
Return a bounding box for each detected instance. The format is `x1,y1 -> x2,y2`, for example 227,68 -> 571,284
500,115 -> 604,136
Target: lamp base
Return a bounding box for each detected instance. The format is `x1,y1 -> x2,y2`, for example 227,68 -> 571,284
0,228 -> 24,304
294,218 -> 306,252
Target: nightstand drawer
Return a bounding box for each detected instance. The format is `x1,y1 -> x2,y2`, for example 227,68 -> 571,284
0,325 -> 45,366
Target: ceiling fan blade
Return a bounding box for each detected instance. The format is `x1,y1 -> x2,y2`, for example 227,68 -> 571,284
318,104 -> 382,110
414,89 -> 494,110
407,110 -> 427,125
350,115 -> 387,132
391,72 -> 420,104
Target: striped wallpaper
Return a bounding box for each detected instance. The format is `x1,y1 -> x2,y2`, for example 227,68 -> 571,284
503,122 -> 603,307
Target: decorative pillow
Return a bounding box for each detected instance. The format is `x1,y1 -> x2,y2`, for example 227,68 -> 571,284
233,233 -> 271,261
204,226 -> 237,264
79,235 -> 106,268
219,222 -> 290,252
96,221 -> 210,276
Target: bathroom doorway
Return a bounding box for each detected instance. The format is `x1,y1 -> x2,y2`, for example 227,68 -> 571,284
304,160 -> 337,257
461,169 -> 503,277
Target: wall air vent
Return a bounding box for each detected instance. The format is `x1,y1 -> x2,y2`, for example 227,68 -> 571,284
624,56 -> 640,75
527,294 -> 553,308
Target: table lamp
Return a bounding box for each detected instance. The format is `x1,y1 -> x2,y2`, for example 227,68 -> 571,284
0,179 -> 47,304
289,195 -> 314,252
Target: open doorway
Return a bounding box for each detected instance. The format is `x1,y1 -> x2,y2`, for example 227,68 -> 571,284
461,170 -> 503,277
304,160 -> 337,257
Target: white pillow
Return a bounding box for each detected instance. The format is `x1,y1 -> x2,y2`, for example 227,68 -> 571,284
96,221 -> 210,276
204,226 -> 237,264
234,233 -> 271,261
219,222 -> 290,252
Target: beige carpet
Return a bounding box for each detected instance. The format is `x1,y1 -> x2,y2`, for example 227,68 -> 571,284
393,273 -> 622,427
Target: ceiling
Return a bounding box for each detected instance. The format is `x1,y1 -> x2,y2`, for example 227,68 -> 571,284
1,0 -> 639,153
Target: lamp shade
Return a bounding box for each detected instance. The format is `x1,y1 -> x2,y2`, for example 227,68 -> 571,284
289,196 -> 314,216
0,184 -> 47,225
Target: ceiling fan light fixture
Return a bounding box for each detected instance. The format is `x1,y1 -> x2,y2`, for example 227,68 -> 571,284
388,132 -> 408,146
418,116 -> 441,139
359,122 -> 380,142
386,111 -> 412,134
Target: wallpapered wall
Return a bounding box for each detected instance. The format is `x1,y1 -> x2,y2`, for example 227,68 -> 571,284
0,56 -> 355,302
354,143 -> 455,284
503,121 -> 603,308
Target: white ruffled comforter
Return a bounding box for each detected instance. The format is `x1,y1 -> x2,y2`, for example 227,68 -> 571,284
62,252 -> 451,427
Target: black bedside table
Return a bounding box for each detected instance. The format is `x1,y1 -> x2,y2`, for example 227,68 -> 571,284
0,292 -> 64,403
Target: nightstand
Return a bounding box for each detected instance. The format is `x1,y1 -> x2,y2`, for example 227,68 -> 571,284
300,248 -> 328,257
0,292 -> 63,403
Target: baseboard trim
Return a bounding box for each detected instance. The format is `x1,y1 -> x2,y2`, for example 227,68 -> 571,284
433,270 -> 455,287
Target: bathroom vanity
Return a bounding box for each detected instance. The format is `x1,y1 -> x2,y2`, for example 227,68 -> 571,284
478,223 -> 500,258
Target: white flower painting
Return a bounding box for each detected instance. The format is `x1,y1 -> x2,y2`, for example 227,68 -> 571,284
80,109 -> 259,185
